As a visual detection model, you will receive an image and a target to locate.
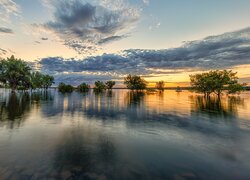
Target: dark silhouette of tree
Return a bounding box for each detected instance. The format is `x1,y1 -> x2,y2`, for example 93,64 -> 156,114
94,81 -> 106,92
105,81 -> 115,90
124,74 -> 147,90
77,83 -> 90,92
155,81 -> 165,91
58,83 -> 74,93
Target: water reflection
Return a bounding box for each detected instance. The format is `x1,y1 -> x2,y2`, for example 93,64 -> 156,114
0,91 -> 53,128
53,127 -> 117,179
0,90 -> 250,179
190,95 -> 245,120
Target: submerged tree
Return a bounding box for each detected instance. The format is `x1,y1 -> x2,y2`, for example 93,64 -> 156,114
77,83 -> 90,93
94,81 -> 106,92
58,83 -> 74,93
190,70 -> 246,97
0,55 -> 54,92
0,55 -> 31,92
156,81 -> 165,91
41,74 -> 54,89
105,81 -> 116,90
124,74 -> 148,90
30,72 -> 43,90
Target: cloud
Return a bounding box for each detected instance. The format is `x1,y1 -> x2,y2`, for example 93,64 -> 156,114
35,0 -> 140,54
0,48 -> 7,56
142,0 -> 149,5
36,27 -> 250,85
0,0 -> 21,23
98,35 -> 127,45
0,27 -> 13,34
41,37 -> 48,40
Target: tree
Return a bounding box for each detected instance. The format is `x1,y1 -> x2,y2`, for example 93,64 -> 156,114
190,70 -> 245,97
41,74 -> 54,89
124,74 -> 148,90
0,55 -> 31,92
30,71 -> 43,90
105,81 -> 116,90
77,83 -> 90,92
94,81 -> 106,92
156,81 -> 165,91
228,83 -> 246,94
58,83 -> 74,93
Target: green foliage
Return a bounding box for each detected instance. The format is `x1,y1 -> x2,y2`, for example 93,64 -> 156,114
0,55 -> 31,91
105,81 -> 116,90
94,81 -> 106,92
77,83 -> 90,92
58,83 -> 74,93
124,74 -> 148,90
190,70 -> 245,96
156,81 -> 165,91
42,74 -> 54,89
0,55 -> 54,91
228,83 -> 246,94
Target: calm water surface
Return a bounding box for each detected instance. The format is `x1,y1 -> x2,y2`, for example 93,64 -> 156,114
0,89 -> 250,180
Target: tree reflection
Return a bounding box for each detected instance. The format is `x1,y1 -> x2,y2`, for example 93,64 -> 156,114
0,93 -> 31,128
125,91 -> 145,107
0,91 -> 53,128
190,95 -> 245,120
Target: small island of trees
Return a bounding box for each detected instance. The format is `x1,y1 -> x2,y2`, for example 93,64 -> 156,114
190,70 -> 246,97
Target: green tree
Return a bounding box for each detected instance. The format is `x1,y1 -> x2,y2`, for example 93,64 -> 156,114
77,83 -> 90,92
0,55 -> 31,92
30,71 -> 43,90
58,83 -> 74,93
94,81 -> 106,92
105,81 -> 116,90
190,70 -> 245,97
156,81 -> 165,91
228,83 -> 246,94
41,74 -> 54,89
124,74 -> 147,90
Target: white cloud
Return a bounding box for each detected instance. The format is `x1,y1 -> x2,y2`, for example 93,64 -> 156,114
36,0 -> 140,54
0,0 -> 21,23
36,27 -> 250,85
143,0 -> 149,5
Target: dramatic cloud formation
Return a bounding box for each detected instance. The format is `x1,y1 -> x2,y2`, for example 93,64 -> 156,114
0,0 -> 20,22
37,27 -> 250,85
0,27 -> 13,34
35,0 -> 140,54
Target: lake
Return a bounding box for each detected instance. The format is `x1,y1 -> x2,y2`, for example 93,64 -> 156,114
0,89 -> 250,180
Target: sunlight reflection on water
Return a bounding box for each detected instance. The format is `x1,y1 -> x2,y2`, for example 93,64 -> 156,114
0,89 -> 250,179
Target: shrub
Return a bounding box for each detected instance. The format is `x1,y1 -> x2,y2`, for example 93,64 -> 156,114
105,81 -> 116,90
94,81 -> 106,92
58,83 -> 74,93
77,83 -> 90,92
155,81 -> 165,91
124,74 -> 147,90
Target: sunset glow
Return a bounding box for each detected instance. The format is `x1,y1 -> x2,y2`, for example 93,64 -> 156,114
1,0 -> 250,86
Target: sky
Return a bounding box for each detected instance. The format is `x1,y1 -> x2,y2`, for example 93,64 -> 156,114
1,0 -> 250,86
